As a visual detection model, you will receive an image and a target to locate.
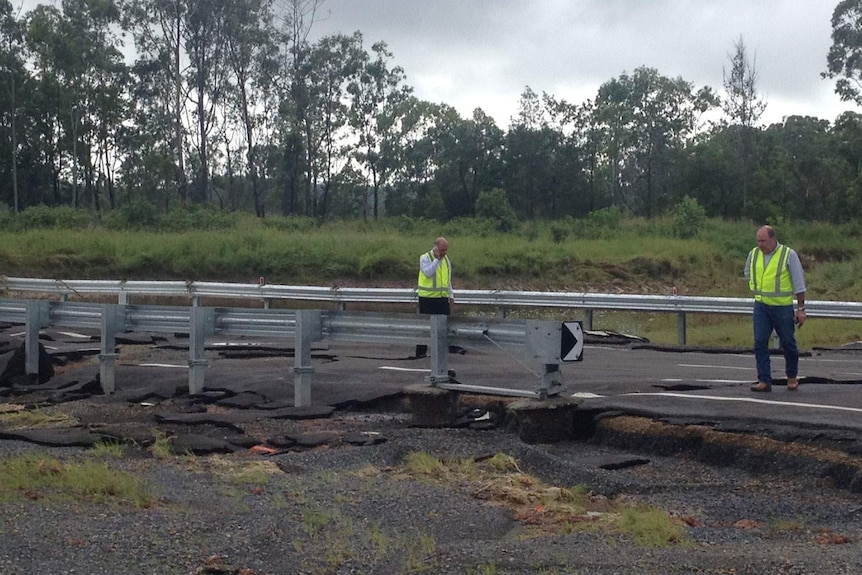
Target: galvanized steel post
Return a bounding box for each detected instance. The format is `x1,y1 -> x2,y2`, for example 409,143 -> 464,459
428,314 -> 450,384
294,310 -> 320,406
188,307 -> 213,394
99,304 -> 124,393
677,312 -> 687,346
527,320 -> 564,398
25,300 -> 48,376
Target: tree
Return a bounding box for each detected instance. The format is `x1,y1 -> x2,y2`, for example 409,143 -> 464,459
504,87 -> 566,219
184,0 -> 230,204
424,105 -> 504,220
595,66 -> 715,218
121,0 -> 191,205
223,0 -> 278,216
274,0 -> 326,217
347,39 -> 411,220
0,0 -> 26,211
722,36 -> 767,214
824,0 -> 862,107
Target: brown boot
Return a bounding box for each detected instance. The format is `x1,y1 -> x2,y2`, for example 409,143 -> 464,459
787,377 -> 799,391
750,381 -> 772,392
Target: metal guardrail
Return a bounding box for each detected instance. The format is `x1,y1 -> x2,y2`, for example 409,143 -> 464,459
0,299 -> 568,404
4,276 -> 862,347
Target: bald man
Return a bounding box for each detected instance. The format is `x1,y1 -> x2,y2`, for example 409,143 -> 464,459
744,225 -> 807,392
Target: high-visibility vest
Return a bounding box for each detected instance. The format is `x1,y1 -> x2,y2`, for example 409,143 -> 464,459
748,245 -> 794,305
417,252 -> 451,298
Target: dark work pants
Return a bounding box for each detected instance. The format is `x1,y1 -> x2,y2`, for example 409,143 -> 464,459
753,301 -> 798,384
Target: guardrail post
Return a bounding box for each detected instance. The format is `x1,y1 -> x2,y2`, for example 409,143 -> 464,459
428,314 -> 450,384
538,364 -> 562,399
25,300 -> 49,376
583,309 -> 593,331
99,304 -> 123,393
677,312 -> 687,346
294,310 -> 320,407
527,320 -> 564,398
188,307 -> 214,394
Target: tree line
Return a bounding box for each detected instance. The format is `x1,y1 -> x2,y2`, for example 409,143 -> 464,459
1,0 -> 861,225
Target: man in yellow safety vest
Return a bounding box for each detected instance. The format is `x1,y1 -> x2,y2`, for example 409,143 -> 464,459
744,225 -> 807,392
417,237 -> 454,315
415,237 -> 455,358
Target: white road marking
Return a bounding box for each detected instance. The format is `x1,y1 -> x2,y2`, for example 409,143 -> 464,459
137,363 -> 187,369
57,331 -> 92,339
678,364 -> 753,371
379,366 -> 430,373
662,378 -> 751,384
574,390 -> 862,414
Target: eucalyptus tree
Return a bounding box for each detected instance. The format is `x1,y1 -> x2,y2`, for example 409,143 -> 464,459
272,0 -> 325,216
25,0 -> 128,211
299,32 -> 362,218
121,0 -> 191,204
222,0 -> 279,216
424,105 -> 504,219
0,0 -> 26,211
676,129 -> 738,218
595,66 -> 715,218
346,38 -> 411,220
830,111 -> 862,219
544,95 -> 603,217
722,36 -> 766,214
825,0 -> 862,107
774,115 -> 838,220
504,86 -> 567,219
182,0 -> 230,204
382,97 -> 442,218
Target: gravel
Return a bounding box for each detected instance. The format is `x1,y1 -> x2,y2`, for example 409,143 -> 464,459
2,411 -> 862,575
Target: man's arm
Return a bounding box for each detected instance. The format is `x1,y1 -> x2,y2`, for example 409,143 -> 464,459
787,250 -> 806,294
419,253 -> 439,277
789,249 -> 807,324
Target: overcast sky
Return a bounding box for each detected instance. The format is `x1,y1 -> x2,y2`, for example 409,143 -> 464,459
307,0 -> 856,128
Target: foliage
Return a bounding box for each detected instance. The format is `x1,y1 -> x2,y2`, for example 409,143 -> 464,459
159,205 -> 239,232
102,199 -> 161,230
474,188 -> 519,232
15,205 -> 96,230
671,196 -> 707,239
825,0 -> 862,107
0,0 -> 861,227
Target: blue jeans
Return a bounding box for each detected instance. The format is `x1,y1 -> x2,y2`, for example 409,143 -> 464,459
753,301 -> 798,384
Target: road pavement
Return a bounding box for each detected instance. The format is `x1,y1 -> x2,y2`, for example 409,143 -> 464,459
3,322 -> 862,437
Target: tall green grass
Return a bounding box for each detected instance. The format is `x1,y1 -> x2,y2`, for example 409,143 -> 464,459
1,210 -> 860,346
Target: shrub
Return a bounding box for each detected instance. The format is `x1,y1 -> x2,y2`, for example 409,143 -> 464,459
160,205 -> 238,232
260,216 -> 318,233
18,205 -> 95,230
672,196 -> 707,239
103,199 -> 160,230
475,188 -> 519,232
587,206 -> 623,231
550,222 -> 570,244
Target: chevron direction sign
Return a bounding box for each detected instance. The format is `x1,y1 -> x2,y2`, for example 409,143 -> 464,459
561,321 -> 584,362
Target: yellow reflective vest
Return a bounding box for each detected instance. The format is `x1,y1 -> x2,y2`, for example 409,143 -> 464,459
417,252 -> 451,298
748,245 -> 794,305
